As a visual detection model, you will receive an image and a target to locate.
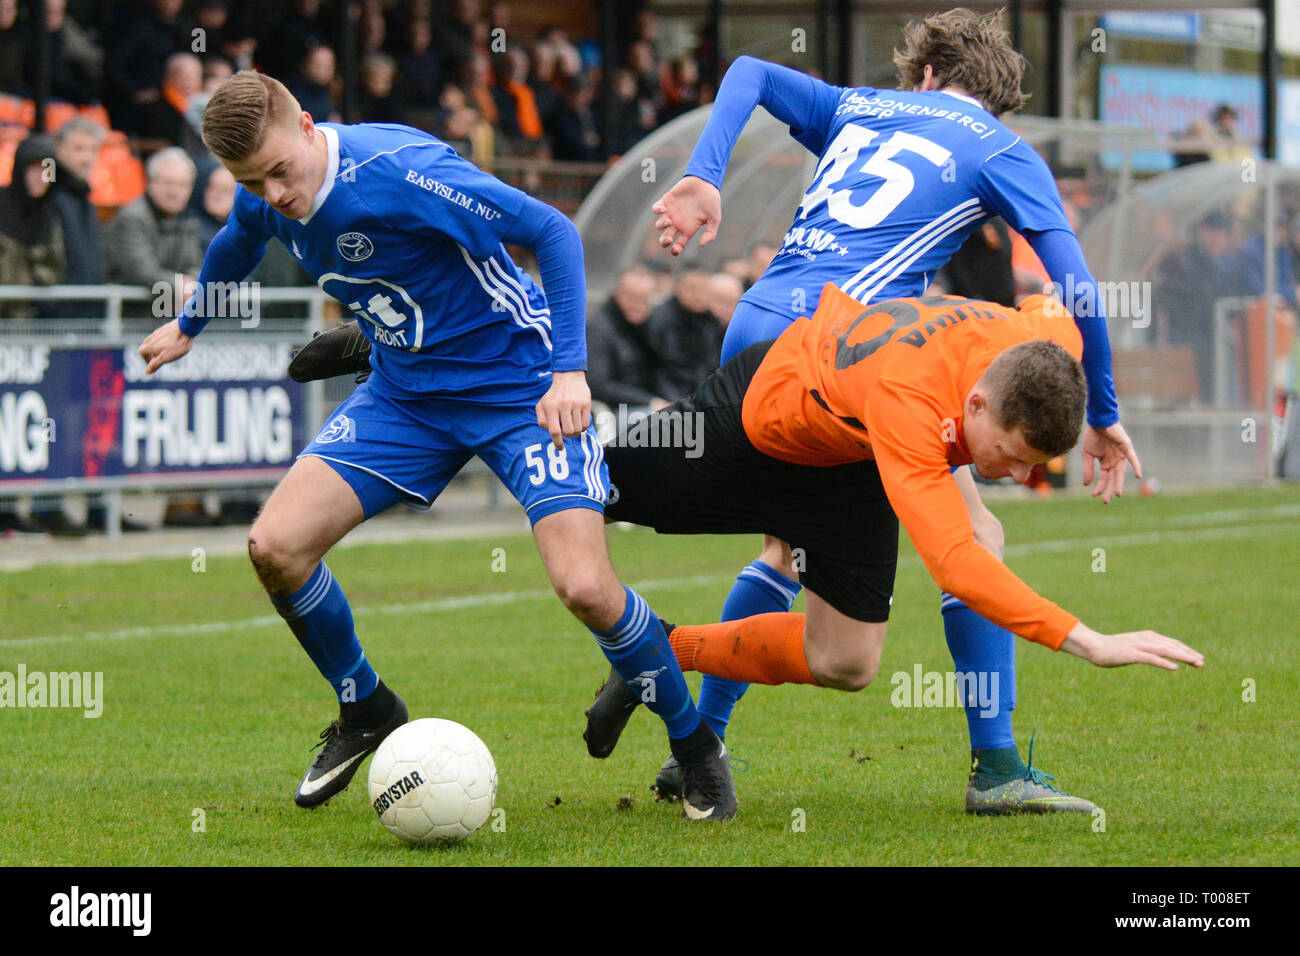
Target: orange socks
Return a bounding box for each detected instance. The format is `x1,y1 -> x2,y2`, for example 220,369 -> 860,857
667,612 -> 818,686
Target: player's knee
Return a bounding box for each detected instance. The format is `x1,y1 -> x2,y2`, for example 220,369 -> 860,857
247,522 -> 306,587
552,571 -> 615,625
808,644 -> 880,692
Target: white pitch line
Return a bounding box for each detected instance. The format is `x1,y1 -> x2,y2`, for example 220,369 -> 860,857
1,519 -> 1295,648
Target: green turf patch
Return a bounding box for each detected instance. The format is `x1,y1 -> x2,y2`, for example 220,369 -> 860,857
1,485 -> 1296,865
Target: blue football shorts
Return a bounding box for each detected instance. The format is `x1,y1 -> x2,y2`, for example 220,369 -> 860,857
299,376 -> 609,523
720,300 -> 798,365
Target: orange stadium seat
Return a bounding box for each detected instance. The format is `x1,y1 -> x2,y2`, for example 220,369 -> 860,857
90,130 -> 147,210
0,93 -> 34,128
42,101 -> 79,134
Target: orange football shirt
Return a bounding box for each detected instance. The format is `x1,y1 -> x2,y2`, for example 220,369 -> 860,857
741,284 -> 1084,648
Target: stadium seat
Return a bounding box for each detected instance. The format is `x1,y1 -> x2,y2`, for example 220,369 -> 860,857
90,131 -> 147,211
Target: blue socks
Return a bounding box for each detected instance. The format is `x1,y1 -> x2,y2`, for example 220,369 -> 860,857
941,593 -> 1016,751
698,561 -> 802,738
272,562 -> 379,703
591,587 -> 700,739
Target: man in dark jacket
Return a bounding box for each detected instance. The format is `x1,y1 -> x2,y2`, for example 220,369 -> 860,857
107,0 -> 194,134
648,268 -> 724,401
48,117 -> 107,319
587,265 -> 667,411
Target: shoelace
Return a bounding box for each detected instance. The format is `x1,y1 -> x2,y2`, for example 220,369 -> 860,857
308,721 -> 343,765
1023,731 -> 1065,794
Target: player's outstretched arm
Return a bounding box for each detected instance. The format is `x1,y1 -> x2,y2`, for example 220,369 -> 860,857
1060,622 -> 1204,670
654,55 -> 841,256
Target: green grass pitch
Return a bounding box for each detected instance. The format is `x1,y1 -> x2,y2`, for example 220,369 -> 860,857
1,485 -> 1297,865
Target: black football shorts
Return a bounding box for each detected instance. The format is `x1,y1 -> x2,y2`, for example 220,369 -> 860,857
603,341 -> 898,622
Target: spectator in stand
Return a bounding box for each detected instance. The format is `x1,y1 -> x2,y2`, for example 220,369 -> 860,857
396,16 -> 444,113
607,68 -> 655,156
48,117 -> 106,318
0,133 -> 64,321
626,39 -> 663,116
261,0 -> 333,83
1155,210 -> 1249,402
492,46 -> 544,147
357,0 -> 388,57
649,268 -> 724,400
487,0 -> 509,37
193,0 -> 232,59
108,0 -> 194,134
1240,213 -> 1298,313
27,0 -> 103,105
435,84 -> 493,162
193,163 -> 236,250
528,41 -> 561,133
662,56 -> 701,122
202,54 -> 234,94
386,0 -> 432,40
551,74 -> 601,161
438,0 -> 479,83
293,44 -> 340,125
587,265 -> 668,412
136,52 -> 207,158
105,147 -> 202,300
1207,104 -> 1255,164
358,52 -> 400,123
542,24 -> 583,84
466,49 -> 499,124
706,271 -> 743,330
0,0 -> 22,94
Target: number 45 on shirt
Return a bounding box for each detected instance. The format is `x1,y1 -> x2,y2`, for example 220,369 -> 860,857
798,127 -> 952,230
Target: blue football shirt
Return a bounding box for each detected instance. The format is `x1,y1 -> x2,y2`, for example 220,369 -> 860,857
181,123 -> 565,403
684,57 -> 1118,427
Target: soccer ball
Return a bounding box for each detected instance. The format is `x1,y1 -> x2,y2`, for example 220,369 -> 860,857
368,718 -> 498,845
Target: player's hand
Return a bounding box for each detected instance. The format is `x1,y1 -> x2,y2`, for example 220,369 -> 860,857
1061,623 -> 1204,670
138,319 -> 194,374
1081,421 -> 1142,504
652,176 -> 721,256
536,370 -> 591,450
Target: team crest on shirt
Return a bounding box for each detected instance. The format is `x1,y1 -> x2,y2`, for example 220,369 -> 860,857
336,232 -> 374,262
